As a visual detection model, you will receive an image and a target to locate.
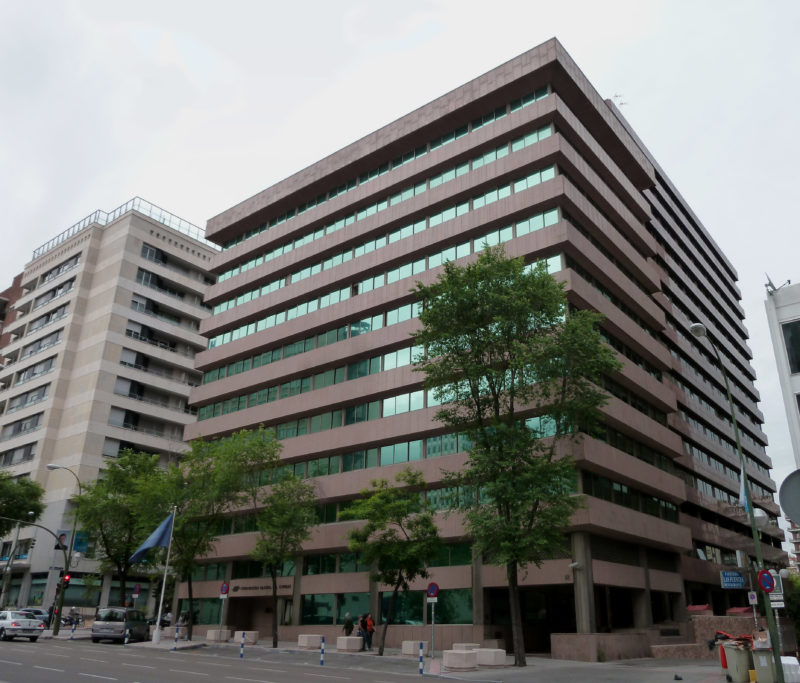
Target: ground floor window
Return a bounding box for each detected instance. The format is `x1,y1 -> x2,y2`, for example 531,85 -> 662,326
177,598 -> 221,624
302,594 -> 335,624
381,590 -> 423,625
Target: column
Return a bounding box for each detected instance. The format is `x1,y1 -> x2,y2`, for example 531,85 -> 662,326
571,532 -> 596,633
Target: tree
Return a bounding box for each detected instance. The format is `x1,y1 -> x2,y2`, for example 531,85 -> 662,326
341,467 -> 440,656
412,246 -> 620,666
159,427 -> 282,640
74,450 -> 164,602
0,473 -> 45,534
250,474 -> 317,647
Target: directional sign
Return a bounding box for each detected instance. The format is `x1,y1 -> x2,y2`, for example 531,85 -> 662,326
427,582 -> 439,598
720,570 -> 747,590
758,569 -> 775,593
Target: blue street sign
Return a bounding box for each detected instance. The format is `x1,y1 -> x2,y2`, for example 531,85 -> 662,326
720,570 -> 747,590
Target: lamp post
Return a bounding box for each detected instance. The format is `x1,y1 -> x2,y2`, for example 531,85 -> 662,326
0,512 -> 34,608
46,464 -> 83,636
690,322 -> 784,683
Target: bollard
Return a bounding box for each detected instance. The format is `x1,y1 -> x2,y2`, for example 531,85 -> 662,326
320,635 -> 325,666
240,631 -> 245,659
124,626 -> 130,645
173,624 -> 179,651
70,621 -> 77,641
419,641 -> 424,675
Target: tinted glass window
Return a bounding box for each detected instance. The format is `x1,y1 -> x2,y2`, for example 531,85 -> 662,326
783,320 -> 800,374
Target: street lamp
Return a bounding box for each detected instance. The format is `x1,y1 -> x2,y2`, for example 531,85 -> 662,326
0,511 -> 34,608
690,322 -> 784,683
46,464 -> 83,636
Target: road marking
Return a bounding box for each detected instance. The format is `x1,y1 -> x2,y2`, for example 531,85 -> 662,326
79,674 -> 116,680
34,666 -> 65,672
122,663 -> 155,669
0,660 -> 21,666
225,677 -> 278,683
81,657 -> 108,663
304,675 -> 350,680
244,668 -> 286,673
170,669 -> 209,676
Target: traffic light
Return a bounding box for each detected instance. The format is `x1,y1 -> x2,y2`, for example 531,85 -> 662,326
63,573 -> 71,587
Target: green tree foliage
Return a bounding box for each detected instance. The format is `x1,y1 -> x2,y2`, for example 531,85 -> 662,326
0,473 -> 45,534
160,427 -> 282,640
250,474 -> 317,647
341,467 -> 440,656
74,450 -> 164,601
412,246 -> 620,665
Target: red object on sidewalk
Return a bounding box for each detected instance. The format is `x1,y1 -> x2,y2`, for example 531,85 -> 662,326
719,643 -> 728,669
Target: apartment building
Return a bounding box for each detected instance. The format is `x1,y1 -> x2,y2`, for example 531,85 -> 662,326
0,198 -> 216,610
184,39 -> 785,651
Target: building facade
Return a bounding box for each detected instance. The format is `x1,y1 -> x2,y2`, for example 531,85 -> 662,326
0,197 -> 216,611
765,279 -> 800,468
184,39 -> 784,650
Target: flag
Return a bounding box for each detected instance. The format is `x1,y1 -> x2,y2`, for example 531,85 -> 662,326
130,513 -> 174,563
739,471 -> 750,514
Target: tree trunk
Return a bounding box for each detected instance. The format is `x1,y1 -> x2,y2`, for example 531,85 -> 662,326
187,576 -> 194,641
377,585 -> 400,656
119,571 -> 127,606
270,567 -> 279,648
506,561 -> 526,667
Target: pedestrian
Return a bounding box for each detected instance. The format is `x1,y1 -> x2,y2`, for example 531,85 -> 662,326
342,612 -> 354,636
365,612 -> 375,651
358,614 -> 368,650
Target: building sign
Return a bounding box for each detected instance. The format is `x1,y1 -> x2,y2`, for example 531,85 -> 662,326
720,570 -> 747,590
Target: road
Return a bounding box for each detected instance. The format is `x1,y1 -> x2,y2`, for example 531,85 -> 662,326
0,637 -> 727,683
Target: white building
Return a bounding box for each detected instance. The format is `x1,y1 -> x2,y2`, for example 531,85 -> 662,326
0,198 -> 216,612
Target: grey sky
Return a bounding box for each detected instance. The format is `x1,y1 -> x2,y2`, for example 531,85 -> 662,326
2,1 -> 798,498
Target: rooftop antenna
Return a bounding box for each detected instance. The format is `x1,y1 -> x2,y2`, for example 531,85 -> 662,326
765,273 -> 791,295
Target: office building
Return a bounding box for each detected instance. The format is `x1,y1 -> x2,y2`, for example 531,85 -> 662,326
184,39 -> 784,651
0,198 -> 216,610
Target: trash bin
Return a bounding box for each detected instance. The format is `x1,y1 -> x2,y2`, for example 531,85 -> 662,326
752,648 -> 776,683
723,642 -> 754,683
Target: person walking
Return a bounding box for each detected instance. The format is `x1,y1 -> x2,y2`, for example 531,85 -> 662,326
342,612 -> 354,636
365,613 -> 375,651
358,614 -> 368,651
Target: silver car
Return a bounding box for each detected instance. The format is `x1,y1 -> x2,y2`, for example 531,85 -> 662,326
0,610 -> 46,642
91,607 -> 149,643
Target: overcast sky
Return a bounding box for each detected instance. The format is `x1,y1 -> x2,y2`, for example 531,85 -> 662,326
2,1 -> 798,498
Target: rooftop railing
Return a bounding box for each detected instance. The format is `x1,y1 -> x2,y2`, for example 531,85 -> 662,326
31,197 -> 220,260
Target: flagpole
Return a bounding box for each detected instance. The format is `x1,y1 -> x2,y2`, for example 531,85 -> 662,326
152,506 -> 177,644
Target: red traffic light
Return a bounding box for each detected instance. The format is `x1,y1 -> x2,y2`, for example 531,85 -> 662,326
63,574 -> 71,586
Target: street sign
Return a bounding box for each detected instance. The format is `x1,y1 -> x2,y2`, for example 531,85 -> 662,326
768,570 -> 784,600
771,601 -> 785,609
748,591 -> 758,606
720,570 -> 747,590
758,569 -> 775,593
426,597 -> 438,604
220,581 -> 230,599
427,582 -> 439,598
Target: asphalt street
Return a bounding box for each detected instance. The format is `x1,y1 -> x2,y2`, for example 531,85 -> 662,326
0,633 -> 727,683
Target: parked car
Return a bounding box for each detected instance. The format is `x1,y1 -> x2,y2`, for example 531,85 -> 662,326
91,607 -> 149,643
0,610 -> 46,641
19,608 -> 49,625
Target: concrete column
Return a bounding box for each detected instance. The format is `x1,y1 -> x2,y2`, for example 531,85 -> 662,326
633,546 -> 652,628
99,572 -> 112,608
471,545 -> 483,631
291,557 -> 303,627
219,562 -> 232,627
571,532 -> 596,633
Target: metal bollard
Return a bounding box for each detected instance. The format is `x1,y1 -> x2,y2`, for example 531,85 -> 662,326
70,621 -> 77,641
419,641 -> 424,675
124,626 -> 130,645
320,635 -> 325,666
239,631 -> 245,659
173,624 -> 179,651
